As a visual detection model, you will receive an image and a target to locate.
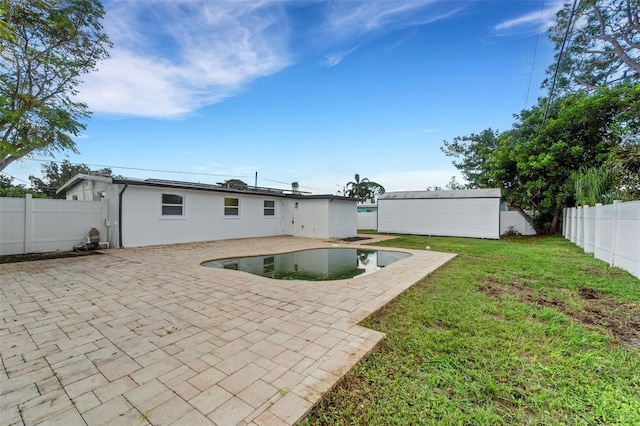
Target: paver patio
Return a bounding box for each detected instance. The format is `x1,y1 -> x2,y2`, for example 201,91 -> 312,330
1,236 -> 455,425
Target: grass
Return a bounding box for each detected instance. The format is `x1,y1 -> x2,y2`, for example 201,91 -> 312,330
301,235 -> 640,425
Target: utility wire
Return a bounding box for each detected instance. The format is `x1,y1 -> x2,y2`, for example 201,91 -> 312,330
525,0 -> 546,106
21,157 -> 326,192
541,0 -> 579,130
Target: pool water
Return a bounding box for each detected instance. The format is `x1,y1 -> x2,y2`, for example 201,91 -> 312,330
201,248 -> 411,281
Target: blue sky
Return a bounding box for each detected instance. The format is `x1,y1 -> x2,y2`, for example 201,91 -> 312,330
6,0 -> 564,194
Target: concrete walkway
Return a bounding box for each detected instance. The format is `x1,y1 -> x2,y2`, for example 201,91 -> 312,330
1,236 -> 455,425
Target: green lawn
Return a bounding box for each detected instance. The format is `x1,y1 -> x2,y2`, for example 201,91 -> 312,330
301,235 -> 640,425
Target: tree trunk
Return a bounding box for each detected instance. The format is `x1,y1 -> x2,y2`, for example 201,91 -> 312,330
0,155 -> 18,172
549,202 -> 564,235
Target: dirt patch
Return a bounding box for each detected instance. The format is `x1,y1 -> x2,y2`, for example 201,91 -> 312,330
0,250 -> 102,264
340,236 -> 373,242
479,281 -> 640,348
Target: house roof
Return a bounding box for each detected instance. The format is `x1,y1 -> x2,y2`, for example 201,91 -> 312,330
378,188 -> 502,200
57,174 -> 357,201
56,173 -> 113,194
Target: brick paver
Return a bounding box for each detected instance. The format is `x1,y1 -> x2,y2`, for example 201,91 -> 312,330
0,236 -> 455,425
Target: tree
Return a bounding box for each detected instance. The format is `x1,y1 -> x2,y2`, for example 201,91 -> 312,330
222,179 -> 248,189
0,174 -> 45,198
548,0 -> 639,93
29,159 -> 111,198
608,142 -> 640,199
442,85 -> 640,234
441,129 -> 500,188
1,0 -> 111,172
445,176 -> 467,190
345,173 -> 385,200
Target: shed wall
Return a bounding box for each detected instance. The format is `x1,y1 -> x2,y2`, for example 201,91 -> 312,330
378,197 -> 500,239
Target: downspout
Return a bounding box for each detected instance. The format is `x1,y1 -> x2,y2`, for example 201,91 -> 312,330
118,184 -> 128,248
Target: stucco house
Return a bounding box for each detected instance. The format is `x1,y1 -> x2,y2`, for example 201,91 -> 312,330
57,174 -> 358,248
377,188 -> 502,239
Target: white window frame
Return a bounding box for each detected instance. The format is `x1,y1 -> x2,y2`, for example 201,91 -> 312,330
224,197 -> 240,217
264,200 -> 275,217
161,193 -> 184,217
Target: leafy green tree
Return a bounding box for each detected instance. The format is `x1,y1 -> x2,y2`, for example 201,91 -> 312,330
29,160 -> 111,198
222,179 -> 248,189
0,174 -> 45,198
445,176 -> 467,190
345,173 -> 385,200
548,0 -> 639,93
442,85 -> 640,234
441,129 -> 500,188
0,0 -> 111,171
608,142 -> 640,199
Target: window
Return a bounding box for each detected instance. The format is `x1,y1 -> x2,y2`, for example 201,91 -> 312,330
224,197 -> 239,216
72,195 -> 78,200
264,200 -> 275,216
162,193 -> 183,216
263,256 -> 274,273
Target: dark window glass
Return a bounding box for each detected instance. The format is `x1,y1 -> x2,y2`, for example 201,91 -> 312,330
162,193 -> 183,216
224,198 -> 239,216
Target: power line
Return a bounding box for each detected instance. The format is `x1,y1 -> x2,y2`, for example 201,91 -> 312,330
541,0 -> 579,130
525,0 -> 546,106
22,157 -> 326,192
0,172 -> 31,186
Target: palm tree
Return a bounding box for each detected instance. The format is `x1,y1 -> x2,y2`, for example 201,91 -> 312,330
345,173 -> 385,200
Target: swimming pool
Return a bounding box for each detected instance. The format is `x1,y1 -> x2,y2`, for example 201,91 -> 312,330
201,248 -> 411,281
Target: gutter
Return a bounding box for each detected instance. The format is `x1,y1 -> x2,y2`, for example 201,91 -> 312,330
118,184 -> 128,248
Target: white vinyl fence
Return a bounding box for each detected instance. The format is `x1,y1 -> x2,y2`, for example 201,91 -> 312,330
563,200 -> 640,279
357,211 -> 377,230
0,195 -> 104,256
500,211 -> 536,236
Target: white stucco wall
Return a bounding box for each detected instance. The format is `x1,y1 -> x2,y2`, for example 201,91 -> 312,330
328,199 -> 358,238
60,179 -> 360,247
120,186 -> 286,247
378,197 -> 501,239
64,179 -> 113,201
291,199 -> 329,239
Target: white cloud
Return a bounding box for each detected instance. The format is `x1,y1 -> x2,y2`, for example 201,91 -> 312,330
319,1 -> 461,65
79,1 -> 463,116
323,1 -> 450,39
423,128 -> 438,133
494,0 -> 564,32
79,1 -> 291,118
322,46 -> 359,67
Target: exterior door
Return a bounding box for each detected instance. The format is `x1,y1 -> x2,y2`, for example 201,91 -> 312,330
281,200 -> 294,235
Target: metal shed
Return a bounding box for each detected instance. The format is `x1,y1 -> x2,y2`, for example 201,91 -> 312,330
377,188 -> 502,239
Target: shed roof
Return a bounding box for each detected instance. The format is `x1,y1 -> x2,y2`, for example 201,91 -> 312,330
378,188 -> 501,200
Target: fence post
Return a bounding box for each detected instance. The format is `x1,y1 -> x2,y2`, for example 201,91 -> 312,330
570,207 -> 577,243
583,205 -> 589,253
24,193 -> 33,254
577,206 -> 584,248
610,200 -> 621,267
594,203 -> 602,259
